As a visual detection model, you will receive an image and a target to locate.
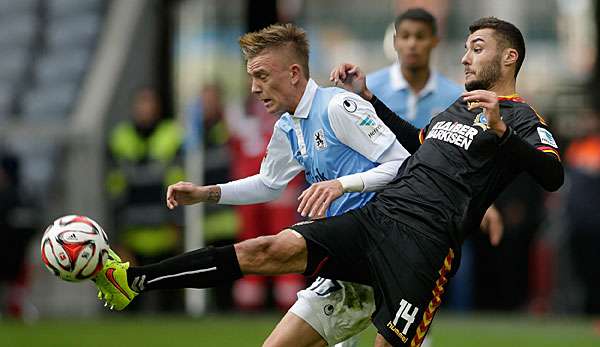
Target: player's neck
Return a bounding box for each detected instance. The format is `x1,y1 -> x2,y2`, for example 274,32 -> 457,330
289,78 -> 308,114
401,65 -> 431,95
489,78 -> 516,97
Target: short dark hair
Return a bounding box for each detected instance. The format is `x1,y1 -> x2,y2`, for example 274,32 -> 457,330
394,8 -> 437,36
469,17 -> 526,78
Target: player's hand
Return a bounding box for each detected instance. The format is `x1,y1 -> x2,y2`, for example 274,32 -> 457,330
462,90 -> 506,137
166,181 -> 207,209
480,205 -> 503,246
297,180 -> 344,219
329,63 -> 373,101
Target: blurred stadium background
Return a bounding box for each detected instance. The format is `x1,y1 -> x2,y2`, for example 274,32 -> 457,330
0,0 -> 599,346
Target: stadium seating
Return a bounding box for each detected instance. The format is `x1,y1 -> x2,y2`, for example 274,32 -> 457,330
0,85 -> 14,121
0,0 -> 105,196
0,0 -> 39,15
46,14 -> 101,49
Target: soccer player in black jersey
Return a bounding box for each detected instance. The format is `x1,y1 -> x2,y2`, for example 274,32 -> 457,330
94,17 -> 563,347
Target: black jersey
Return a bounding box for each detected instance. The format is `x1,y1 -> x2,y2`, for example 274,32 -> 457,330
370,95 -> 562,261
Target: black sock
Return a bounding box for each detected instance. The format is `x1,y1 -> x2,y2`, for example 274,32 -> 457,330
127,245 -> 242,292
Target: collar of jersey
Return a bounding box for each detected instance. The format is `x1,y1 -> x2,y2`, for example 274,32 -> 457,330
497,93 -> 524,103
390,61 -> 437,97
291,78 -> 318,119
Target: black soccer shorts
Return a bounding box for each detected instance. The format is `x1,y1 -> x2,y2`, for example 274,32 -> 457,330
290,205 -> 455,347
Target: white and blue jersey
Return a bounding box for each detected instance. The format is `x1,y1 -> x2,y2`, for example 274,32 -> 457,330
216,79 -> 409,345
367,62 -> 463,128
215,79 -> 409,345
257,79 -> 406,217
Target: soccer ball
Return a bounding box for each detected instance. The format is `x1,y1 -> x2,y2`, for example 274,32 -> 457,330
40,215 -> 109,282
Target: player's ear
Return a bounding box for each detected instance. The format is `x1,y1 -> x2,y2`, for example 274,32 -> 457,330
289,64 -> 302,85
503,48 -> 518,68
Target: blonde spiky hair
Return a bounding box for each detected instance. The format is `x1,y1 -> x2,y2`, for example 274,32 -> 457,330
239,23 -> 310,79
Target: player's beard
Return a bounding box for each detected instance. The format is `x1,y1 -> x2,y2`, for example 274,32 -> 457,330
465,53 -> 502,91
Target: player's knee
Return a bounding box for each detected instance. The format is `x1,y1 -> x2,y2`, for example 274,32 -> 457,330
272,229 -> 308,271
236,236 -> 273,268
236,232 -> 306,273
265,230 -> 307,270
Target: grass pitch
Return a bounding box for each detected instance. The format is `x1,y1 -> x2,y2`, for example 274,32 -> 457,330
1,313 -> 599,346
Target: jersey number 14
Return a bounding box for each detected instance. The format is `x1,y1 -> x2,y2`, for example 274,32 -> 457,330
393,299 -> 419,335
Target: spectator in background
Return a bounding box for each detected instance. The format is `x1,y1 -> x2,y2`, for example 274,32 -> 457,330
106,87 -> 184,312
186,83 -> 230,185
564,112 -> 600,314
185,83 -> 237,309
227,93 -> 305,311
186,83 -> 305,311
367,8 -> 463,128
0,151 -> 37,320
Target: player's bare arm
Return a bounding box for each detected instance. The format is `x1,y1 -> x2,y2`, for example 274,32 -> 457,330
166,181 -> 221,209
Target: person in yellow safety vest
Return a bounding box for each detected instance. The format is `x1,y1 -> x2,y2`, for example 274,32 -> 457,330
106,87 -> 184,312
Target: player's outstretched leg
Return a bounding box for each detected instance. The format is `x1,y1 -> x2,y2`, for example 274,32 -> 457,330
94,229 -> 308,310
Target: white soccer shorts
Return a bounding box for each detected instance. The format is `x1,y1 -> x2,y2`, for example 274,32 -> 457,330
289,277 -> 375,345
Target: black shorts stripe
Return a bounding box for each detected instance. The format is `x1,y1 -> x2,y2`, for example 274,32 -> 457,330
409,249 -> 454,347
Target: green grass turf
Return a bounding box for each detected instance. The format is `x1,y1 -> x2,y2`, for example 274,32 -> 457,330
1,313 -> 599,346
